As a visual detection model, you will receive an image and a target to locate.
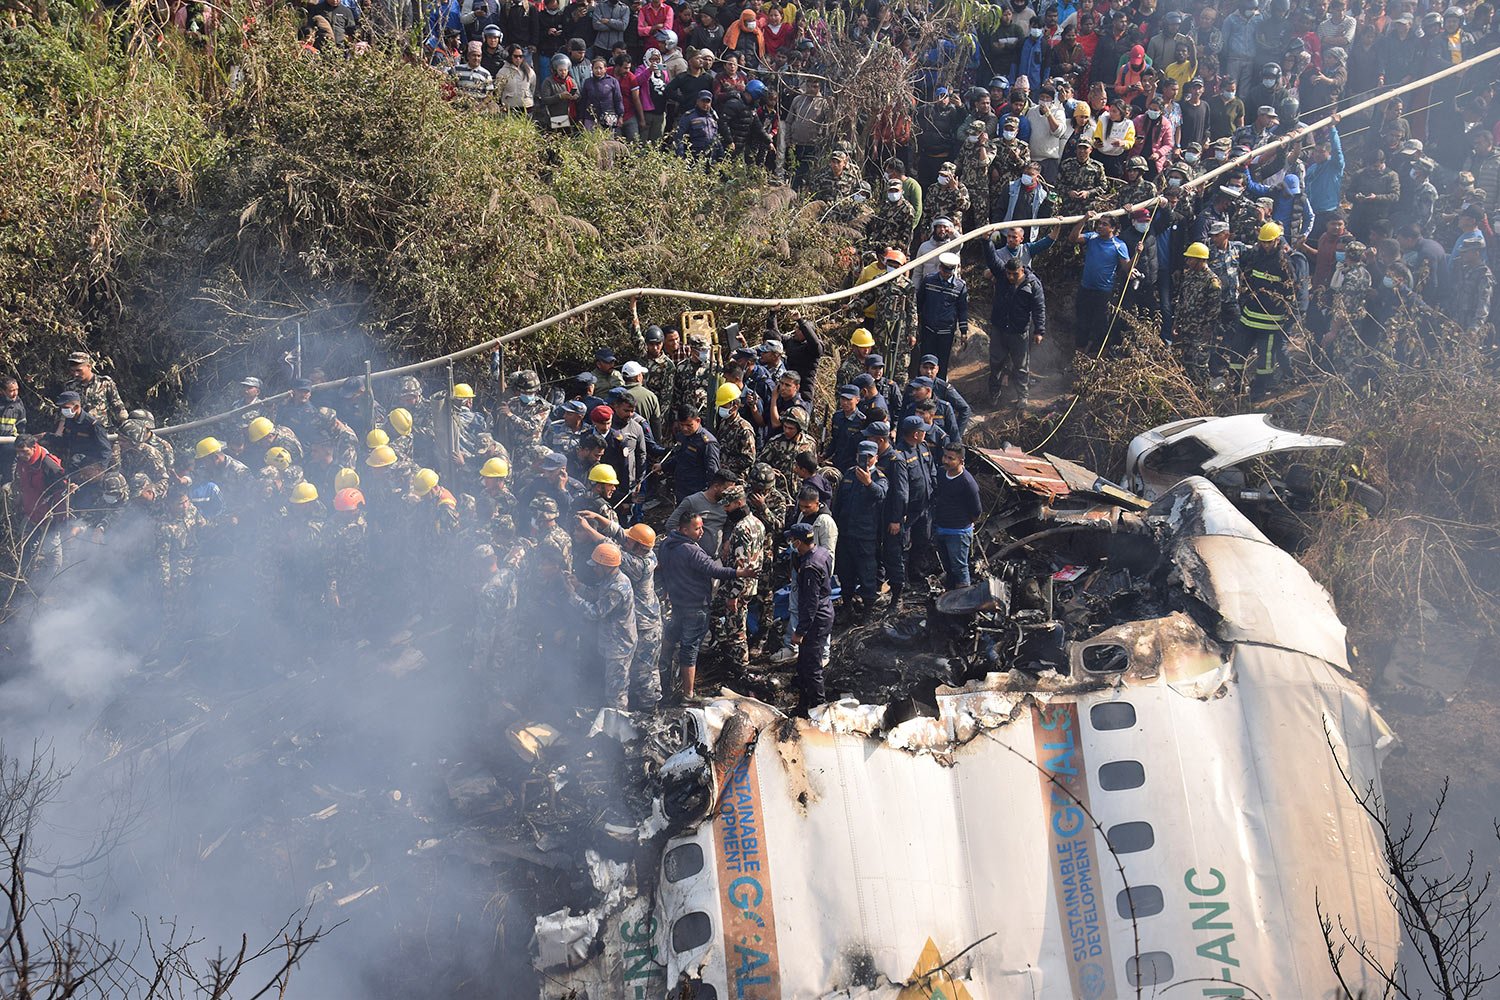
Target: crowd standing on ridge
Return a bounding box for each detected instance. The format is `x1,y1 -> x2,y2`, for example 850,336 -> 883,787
8,0 -> 1500,718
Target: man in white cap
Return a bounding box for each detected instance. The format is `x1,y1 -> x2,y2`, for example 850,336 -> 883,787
619,359 -> 660,435
913,251 -> 969,378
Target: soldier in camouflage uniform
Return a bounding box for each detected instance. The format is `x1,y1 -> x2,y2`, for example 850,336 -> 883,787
759,407 -> 817,496
835,328 -> 875,389
476,457 -> 517,545
579,464 -> 623,525
326,487 -> 370,633
988,117 -> 1032,221
849,255 -> 919,378
640,326 -> 677,436
1322,240 -> 1376,374
468,541 -> 522,678
1174,243 -> 1224,378
63,351 -> 129,431
497,370 -> 552,470
565,541 -> 637,711
745,462 -> 789,652
580,516 -> 662,709
955,120 -> 995,229
715,385 -> 757,479
1452,235 -> 1494,340
864,179 -> 917,255
673,332 -> 716,415
923,162 -> 971,234
274,484 -> 328,633
715,485 -> 765,668
118,420 -> 173,496
1116,156 -> 1157,212
1205,221 -> 1247,326
810,150 -> 858,212
155,485 -> 206,622
528,495 -> 573,570
1057,139 -> 1108,216
245,416 -> 306,467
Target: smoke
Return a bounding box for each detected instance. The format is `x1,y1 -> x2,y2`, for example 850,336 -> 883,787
0,467 -> 593,997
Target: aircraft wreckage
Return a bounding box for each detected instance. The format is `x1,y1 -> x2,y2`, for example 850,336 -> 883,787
535,473 -> 1399,1000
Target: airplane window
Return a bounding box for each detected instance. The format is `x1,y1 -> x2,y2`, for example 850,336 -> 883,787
1106,821 -> 1155,854
672,911 -> 713,953
1099,761 -> 1145,791
1116,885 -> 1164,919
1082,644 -> 1131,674
664,842 -> 705,883
1127,952 -> 1175,987
1089,702 -> 1137,731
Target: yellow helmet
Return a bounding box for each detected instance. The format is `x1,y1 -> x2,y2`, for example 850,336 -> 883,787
246,416 -> 276,443
366,444 -> 398,468
588,464 -> 620,486
412,468 -> 440,496
1258,221 -> 1284,242
480,457 -> 511,478
195,436 -> 225,459
366,428 -> 390,448
290,482 -> 319,504
1184,242 -> 1211,260
850,327 -> 875,348
452,383 -> 476,400
265,446 -> 292,470
715,382 -> 742,408
334,467 -> 361,491
388,408 -> 413,436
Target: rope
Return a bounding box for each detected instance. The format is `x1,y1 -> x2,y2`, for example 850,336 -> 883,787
86,42 -> 1500,441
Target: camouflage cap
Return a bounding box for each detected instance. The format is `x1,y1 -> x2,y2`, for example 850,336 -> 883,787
530,495 -> 560,515
749,462 -> 777,486
720,484 -> 746,505
129,472 -> 153,492
783,407 -> 808,428
509,369 -> 541,393
397,375 -> 422,395
688,331 -> 712,347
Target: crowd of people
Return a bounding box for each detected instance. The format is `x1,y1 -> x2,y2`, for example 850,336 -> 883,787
1,329 -> 983,718
10,0 -> 1500,721
281,0 -> 1500,404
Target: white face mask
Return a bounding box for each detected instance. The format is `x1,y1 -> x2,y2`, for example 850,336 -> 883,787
966,134 -> 980,143
886,191 -> 902,202
1134,221 -> 1151,233
1021,174 -> 1037,186
697,348 -> 711,363
1184,151 -> 1200,163
1262,77 -> 1277,86
1146,109 -> 1161,119
1003,129 -> 1019,139
1382,276 -> 1396,288
1030,26 -> 1043,36
1168,176 -> 1183,187
717,405 -> 733,418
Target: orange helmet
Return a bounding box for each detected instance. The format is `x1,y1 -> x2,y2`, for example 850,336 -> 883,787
624,523 -> 657,547
882,248 -> 909,266
333,487 -> 365,511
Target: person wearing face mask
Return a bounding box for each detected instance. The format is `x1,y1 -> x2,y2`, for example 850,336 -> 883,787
955,119 -> 996,229
863,178 -> 918,255
1026,85 -> 1067,183
830,440 -> 887,618
562,541 -> 638,711
923,162 -> 971,235
1321,237 -> 1371,360
672,332 -> 717,415
998,162 -> 1051,241
47,389 -> 113,482
1015,22 -> 1049,85
61,350 -> 128,432
988,116 -> 1032,219
1207,79 -> 1244,142
713,383 -> 757,480
497,369 -> 552,463
1116,155 -> 1156,213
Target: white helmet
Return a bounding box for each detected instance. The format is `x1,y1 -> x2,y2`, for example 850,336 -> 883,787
654,27 -> 678,49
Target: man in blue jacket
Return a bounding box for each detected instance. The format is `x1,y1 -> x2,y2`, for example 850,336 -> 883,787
831,440 -> 888,618
785,522 -> 834,715
658,512 -> 756,700
984,256 -> 1047,403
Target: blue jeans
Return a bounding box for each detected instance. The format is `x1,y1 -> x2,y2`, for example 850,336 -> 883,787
934,526 -> 973,589
664,605 -> 710,669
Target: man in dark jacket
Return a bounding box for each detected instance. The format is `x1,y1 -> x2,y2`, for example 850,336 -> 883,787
983,254 -> 1047,402
831,441 -> 888,617
658,512 -> 755,700
914,252 -> 970,378
0,376 -> 26,487
931,444 -> 983,589
785,521 -> 834,715
47,391 -> 112,477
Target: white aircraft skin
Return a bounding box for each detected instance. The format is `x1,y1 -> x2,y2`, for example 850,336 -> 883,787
541,478 -> 1399,1000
